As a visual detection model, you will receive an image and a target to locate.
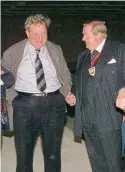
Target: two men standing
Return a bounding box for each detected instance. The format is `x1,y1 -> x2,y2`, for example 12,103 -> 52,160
2,15 -> 125,172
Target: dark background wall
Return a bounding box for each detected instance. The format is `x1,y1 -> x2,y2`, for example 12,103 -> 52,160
1,1 -> 125,63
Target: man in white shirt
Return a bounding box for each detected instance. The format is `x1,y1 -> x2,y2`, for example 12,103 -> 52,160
2,14 -> 72,172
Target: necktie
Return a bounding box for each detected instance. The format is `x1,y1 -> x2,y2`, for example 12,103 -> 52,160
35,49 -> 46,92
91,50 -> 100,67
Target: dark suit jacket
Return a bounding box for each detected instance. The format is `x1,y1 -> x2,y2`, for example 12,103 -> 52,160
74,40 -> 125,137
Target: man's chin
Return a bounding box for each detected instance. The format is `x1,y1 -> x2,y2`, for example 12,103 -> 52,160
85,44 -> 90,49
30,41 -> 47,49
34,43 -> 45,49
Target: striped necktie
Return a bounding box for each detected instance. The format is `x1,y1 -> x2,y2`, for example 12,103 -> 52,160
91,50 -> 100,67
35,49 -> 46,92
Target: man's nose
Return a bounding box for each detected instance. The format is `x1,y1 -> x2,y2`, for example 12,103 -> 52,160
37,35 -> 43,40
82,36 -> 85,41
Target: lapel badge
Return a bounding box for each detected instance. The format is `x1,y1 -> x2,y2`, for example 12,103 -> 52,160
88,67 -> 95,76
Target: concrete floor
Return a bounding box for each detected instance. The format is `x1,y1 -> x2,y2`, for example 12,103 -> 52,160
1,127 -> 92,172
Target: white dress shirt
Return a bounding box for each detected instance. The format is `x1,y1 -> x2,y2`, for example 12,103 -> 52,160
91,39 -> 106,54
96,39 -> 106,53
15,41 -> 61,93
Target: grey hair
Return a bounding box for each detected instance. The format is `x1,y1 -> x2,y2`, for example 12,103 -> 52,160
24,14 -> 51,30
83,20 -> 108,38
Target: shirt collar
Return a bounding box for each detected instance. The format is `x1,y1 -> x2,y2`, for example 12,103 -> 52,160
27,41 -> 46,53
91,39 -> 106,54
96,39 -> 106,53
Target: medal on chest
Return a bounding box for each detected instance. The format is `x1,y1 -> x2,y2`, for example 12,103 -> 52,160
88,67 -> 95,76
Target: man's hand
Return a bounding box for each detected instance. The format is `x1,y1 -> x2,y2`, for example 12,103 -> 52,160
116,88 -> 125,110
123,115 -> 125,122
0,70 -> 4,75
65,92 -> 76,106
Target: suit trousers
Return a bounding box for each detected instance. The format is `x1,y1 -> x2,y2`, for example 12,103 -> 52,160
12,92 -> 66,172
83,124 -> 123,172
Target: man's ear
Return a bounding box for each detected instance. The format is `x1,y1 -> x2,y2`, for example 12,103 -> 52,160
25,30 -> 29,38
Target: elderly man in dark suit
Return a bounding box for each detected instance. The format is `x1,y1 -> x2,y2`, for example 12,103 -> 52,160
2,14 -> 72,172
66,20 -> 125,172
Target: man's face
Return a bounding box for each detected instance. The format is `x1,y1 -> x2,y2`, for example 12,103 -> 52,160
82,24 -> 98,50
26,23 -> 48,48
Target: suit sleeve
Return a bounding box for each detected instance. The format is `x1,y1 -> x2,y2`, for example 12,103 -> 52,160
74,52 -> 85,137
121,45 -> 125,113
1,66 -> 15,88
57,45 -> 72,94
1,47 -> 12,71
71,52 -> 84,95
123,45 -> 125,87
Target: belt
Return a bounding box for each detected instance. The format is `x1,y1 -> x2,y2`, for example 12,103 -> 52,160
17,90 -> 60,97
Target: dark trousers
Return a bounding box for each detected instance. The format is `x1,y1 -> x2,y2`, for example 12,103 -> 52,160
83,124 -> 123,172
12,93 -> 66,172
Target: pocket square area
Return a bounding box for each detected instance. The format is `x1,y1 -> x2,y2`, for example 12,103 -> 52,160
107,58 -> 117,64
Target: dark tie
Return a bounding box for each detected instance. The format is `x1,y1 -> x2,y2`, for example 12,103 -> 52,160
91,50 -> 100,67
35,49 -> 46,92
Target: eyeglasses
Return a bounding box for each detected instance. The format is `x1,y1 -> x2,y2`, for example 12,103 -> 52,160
30,32 -> 47,40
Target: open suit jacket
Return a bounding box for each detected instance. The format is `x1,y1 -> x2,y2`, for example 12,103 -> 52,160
2,39 -> 72,129
74,40 -> 125,137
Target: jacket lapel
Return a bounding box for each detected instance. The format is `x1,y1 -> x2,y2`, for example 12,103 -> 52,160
76,49 -> 91,96
46,41 -> 58,69
77,49 -> 90,74
11,39 -> 28,78
46,41 -> 63,84
95,40 -> 113,80
13,39 -> 28,72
